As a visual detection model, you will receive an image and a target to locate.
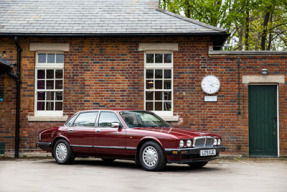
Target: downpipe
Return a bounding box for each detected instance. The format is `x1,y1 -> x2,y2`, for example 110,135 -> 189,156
14,36 -> 22,158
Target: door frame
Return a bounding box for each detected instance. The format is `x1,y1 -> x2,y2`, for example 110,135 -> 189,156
248,83 -> 280,157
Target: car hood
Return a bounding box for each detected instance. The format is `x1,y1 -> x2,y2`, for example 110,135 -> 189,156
132,127 -> 221,139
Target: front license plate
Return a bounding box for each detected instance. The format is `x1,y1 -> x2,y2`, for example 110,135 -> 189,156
200,149 -> 216,156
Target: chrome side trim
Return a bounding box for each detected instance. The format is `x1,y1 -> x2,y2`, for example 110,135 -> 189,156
126,147 -> 137,150
70,145 -> 93,148
70,145 -> 136,150
94,146 -> 125,149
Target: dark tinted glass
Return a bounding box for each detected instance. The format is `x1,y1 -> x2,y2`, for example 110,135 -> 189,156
164,70 -> 171,78
56,70 -> 63,78
164,54 -> 171,63
155,54 -> 162,63
146,54 -> 154,63
155,70 -> 162,78
37,70 -> 45,79
146,69 -> 153,78
146,91 -> 153,100
47,70 -> 54,79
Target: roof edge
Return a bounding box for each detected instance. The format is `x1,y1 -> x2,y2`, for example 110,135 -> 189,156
156,8 -> 227,33
0,32 -> 228,37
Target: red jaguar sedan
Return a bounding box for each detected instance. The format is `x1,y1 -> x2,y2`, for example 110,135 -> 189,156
37,110 -> 225,171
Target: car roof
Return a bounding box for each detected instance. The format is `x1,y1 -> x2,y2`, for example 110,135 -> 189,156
76,109 -> 143,113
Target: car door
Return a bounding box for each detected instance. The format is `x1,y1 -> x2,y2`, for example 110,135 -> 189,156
94,111 -> 126,156
64,111 -> 98,155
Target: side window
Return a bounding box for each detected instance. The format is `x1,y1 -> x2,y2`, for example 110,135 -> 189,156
72,112 -> 98,127
98,112 -> 120,127
65,114 -> 78,127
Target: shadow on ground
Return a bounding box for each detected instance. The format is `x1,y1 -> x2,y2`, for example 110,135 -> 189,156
40,158 -> 223,172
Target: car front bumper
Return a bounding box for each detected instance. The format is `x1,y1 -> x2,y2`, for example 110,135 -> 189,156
36,142 -> 52,152
164,146 -> 225,164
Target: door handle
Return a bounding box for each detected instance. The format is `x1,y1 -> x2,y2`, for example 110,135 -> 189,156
68,128 -> 73,132
96,129 -> 101,133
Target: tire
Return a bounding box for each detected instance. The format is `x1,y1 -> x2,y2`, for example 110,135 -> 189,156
188,161 -> 208,168
101,158 -> 115,163
139,141 -> 166,171
53,139 -> 75,164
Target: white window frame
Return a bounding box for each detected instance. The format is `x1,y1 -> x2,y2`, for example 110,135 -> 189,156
144,51 -> 173,117
34,52 -> 64,117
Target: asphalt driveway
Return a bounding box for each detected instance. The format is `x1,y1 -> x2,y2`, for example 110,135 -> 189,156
0,158 -> 286,192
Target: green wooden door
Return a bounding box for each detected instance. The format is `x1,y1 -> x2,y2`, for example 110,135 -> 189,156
249,85 -> 278,157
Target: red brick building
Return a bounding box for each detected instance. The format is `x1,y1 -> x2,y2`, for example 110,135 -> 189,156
0,0 -> 286,157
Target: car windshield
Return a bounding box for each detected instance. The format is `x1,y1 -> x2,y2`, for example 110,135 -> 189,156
119,111 -> 171,128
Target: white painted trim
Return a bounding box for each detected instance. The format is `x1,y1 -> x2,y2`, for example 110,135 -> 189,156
139,43 -> 178,51
34,52 -> 64,115
242,75 -> 285,84
160,116 -> 179,122
30,43 -> 69,51
144,52 -> 174,116
28,115 -> 68,122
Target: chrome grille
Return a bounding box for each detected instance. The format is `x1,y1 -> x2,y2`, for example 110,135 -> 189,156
193,137 -> 214,148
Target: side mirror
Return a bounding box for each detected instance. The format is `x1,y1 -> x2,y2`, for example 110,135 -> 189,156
111,122 -> 120,128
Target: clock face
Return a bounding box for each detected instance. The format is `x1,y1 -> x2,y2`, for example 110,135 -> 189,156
201,75 -> 220,94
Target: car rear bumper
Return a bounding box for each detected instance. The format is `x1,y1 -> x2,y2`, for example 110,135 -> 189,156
164,146 -> 225,164
36,142 -> 52,151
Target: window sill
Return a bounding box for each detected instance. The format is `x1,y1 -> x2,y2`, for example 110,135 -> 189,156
160,116 -> 179,122
28,115 -> 68,122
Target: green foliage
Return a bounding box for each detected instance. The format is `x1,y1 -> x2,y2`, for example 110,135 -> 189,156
160,0 -> 287,51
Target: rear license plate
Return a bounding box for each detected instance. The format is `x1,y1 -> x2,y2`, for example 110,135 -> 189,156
200,149 -> 216,156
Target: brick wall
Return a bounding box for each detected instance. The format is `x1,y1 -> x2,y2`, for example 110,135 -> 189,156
0,38 -> 17,152
0,36 -> 286,156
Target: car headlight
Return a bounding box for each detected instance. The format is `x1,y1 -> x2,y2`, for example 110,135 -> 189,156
218,139 -> 221,145
213,139 -> 218,146
187,140 -> 192,147
179,140 -> 184,148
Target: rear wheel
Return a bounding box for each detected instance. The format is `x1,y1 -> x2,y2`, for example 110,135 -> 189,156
139,141 -> 166,171
53,139 -> 75,164
188,161 -> 208,168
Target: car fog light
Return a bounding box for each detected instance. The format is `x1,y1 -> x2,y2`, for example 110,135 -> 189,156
213,139 -> 218,146
179,140 -> 184,148
218,139 -> 221,145
187,140 -> 192,147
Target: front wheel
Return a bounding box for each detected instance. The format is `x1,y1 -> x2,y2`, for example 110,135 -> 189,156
53,139 -> 75,164
188,161 -> 208,168
139,141 -> 166,171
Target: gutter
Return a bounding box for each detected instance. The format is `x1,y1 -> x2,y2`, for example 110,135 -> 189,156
0,32 -> 228,37
0,32 -> 229,50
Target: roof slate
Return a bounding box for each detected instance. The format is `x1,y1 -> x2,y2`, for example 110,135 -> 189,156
0,0 -> 226,35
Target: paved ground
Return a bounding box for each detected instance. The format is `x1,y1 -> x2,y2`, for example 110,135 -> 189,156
0,158 -> 286,192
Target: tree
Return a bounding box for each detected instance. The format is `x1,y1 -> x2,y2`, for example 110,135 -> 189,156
159,0 -> 287,51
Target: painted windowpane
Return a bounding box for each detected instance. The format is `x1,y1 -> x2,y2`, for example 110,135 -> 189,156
47,54 -> 55,63
38,54 -> 46,63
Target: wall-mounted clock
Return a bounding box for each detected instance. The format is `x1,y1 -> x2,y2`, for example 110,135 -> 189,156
201,75 -> 220,94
